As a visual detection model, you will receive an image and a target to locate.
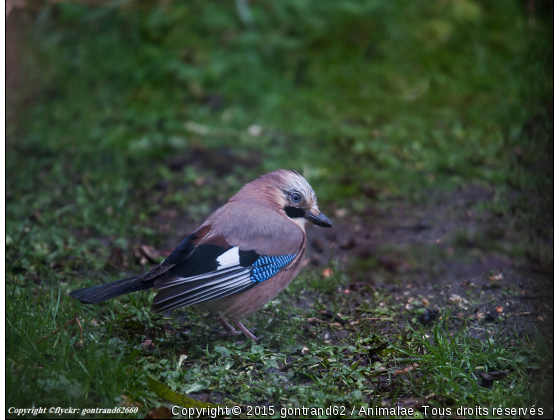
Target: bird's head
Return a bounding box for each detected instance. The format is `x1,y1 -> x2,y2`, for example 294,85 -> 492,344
231,169 -> 333,229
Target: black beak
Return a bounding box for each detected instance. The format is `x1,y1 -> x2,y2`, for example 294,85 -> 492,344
304,210 -> 333,228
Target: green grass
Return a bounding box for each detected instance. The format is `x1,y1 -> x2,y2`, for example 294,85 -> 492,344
6,0 -> 552,418
7,272 -> 553,418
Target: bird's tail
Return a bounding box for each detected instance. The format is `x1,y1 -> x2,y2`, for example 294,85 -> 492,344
69,274 -> 155,304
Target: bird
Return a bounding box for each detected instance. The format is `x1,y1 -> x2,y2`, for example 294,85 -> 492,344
69,169 -> 333,340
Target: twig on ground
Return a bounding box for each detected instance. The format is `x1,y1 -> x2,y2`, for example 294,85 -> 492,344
35,317 -> 84,346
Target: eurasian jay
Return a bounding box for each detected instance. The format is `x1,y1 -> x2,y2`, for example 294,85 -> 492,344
70,170 -> 332,340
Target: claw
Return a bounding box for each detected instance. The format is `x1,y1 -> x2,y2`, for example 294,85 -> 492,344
216,315 -> 258,340
233,320 -> 258,341
216,314 -> 241,335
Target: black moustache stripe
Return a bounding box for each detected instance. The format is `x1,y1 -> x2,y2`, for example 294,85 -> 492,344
284,206 -> 306,219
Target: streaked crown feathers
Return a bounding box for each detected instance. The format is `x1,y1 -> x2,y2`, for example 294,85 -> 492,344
230,169 -> 318,210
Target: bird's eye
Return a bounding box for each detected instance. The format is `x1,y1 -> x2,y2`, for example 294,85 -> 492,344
291,193 -> 301,203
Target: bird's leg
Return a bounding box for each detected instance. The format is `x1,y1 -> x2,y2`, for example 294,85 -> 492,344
216,314 -> 241,336
233,320 -> 258,341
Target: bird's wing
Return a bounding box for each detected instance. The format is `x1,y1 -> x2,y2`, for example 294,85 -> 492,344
151,202 -> 305,312
137,225 -> 211,282
152,233 -> 298,312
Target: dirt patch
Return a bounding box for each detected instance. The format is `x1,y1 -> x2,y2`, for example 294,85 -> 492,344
304,184 -> 553,337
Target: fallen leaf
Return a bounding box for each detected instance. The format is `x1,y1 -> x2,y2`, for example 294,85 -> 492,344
396,363 -> 418,374
307,317 -> 325,326
489,273 -> 503,282
107,247 -> 127,269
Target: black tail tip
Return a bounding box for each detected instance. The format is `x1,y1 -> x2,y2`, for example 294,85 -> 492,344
69,289 -> 97,304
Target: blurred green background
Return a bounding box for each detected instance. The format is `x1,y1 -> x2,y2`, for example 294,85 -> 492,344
7,0 -> 552,279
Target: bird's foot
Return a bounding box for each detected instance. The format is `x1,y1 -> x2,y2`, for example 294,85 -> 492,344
216,315 -> 242,336
233,320 -> 258,341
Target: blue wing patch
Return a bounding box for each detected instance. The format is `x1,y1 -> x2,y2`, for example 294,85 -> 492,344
251,254 -> 295,283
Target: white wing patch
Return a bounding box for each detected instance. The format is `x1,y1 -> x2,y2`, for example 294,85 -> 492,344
157,247 -> 243,289
216,247 -> 240,269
